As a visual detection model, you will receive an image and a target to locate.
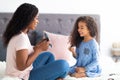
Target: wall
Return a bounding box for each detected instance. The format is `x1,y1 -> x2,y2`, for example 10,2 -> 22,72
0,0 -> 120,57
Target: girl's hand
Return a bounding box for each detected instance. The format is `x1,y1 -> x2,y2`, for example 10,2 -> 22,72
75,67 -> 86,73
69,46 -> 75,53
68,46 -> 76,57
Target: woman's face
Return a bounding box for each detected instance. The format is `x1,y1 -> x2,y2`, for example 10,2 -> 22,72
28,14 -> 39,30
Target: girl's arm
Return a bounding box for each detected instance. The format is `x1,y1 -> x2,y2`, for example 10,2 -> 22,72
85,45 -> 100,71
85,44 -> 101,77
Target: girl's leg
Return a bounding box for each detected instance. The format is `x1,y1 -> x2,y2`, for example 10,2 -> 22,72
29,59 -> 69,80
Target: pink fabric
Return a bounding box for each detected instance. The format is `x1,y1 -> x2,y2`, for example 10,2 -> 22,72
45,31 -> 76,67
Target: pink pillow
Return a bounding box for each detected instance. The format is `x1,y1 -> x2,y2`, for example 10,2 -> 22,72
44,31 -> 76,67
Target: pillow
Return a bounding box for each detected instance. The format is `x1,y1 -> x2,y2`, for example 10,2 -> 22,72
44,31 -> 76,67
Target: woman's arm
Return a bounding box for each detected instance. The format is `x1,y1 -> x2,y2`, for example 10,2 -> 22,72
16,40 -> 49,71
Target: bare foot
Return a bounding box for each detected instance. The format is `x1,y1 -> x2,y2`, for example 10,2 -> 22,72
70,72 -> 86,78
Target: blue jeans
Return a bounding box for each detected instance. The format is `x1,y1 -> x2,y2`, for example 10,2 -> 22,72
29,52 -> 69,80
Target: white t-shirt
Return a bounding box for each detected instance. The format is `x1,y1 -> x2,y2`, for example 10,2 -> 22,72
5,32 -> 33,80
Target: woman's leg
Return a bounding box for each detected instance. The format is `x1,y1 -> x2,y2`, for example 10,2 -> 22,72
29,59 -> 69,80
32,51 -> 55,70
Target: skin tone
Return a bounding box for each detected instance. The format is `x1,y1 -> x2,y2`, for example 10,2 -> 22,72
78,21 -> 92,42
69,21 -> 93,78
69,46 -> 76,57
16,14 -> 50,71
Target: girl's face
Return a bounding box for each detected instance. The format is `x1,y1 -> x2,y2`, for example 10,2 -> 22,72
28,14 -> 39,30
77,21 -> 90,37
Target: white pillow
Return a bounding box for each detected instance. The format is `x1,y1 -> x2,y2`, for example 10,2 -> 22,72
44,31 -> 76,67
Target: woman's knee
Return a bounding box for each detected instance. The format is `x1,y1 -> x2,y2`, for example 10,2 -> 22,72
56,60 -> 69,72
33,52 -> 55,67
38,51 -> 54,58
40,51 -> 52,55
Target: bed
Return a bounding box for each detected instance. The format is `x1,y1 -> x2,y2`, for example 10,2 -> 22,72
0,13 -> 120,80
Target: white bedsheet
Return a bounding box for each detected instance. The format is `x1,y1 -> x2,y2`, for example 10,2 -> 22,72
0,59 -> 120,80
64,75 -> 120,80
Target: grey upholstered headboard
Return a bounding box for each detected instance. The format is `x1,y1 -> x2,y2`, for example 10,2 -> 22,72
0,13 -> 100,61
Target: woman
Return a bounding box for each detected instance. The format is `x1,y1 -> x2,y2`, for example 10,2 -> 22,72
3,3 -> 69,80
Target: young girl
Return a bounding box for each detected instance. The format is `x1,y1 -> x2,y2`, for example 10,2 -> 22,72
3,3 -> 69,80
68,16 -> 101,78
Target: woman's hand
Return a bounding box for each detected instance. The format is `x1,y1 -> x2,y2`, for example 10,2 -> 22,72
34,39 -> 49,53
